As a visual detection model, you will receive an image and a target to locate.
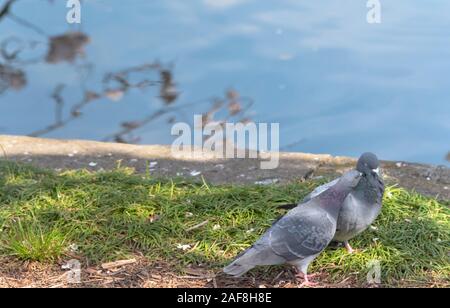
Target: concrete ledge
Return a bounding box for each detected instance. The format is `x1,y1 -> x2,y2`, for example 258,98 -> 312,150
0,135 -> 449,200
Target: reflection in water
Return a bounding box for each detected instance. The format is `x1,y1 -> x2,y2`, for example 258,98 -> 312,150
0,1 -> 253,146
0,0 -> 449,165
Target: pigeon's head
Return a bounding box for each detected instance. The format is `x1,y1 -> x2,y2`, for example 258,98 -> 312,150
356,152 -> 380,177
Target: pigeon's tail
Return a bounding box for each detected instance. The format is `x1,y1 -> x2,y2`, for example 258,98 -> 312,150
223,258 -> 254,277
223,247 -> 257,277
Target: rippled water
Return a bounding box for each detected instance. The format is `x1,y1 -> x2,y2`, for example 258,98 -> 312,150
1,0 -> 449,165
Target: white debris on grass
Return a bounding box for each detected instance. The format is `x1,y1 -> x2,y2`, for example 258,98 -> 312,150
386,191 -> 393,199
177,244 -> 191,251
68,243 -> 79,253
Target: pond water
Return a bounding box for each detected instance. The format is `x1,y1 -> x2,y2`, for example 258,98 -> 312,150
1,0 -> 449,165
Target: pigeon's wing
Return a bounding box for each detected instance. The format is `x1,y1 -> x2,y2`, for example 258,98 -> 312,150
224,202 -> 339,276
302,178 -> 340,202
268,208 -> 336,261
277,178 -> 341,211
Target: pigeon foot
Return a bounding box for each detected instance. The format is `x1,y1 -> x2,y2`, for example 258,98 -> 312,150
344,241 -> 357,254
294,271 -> 319,287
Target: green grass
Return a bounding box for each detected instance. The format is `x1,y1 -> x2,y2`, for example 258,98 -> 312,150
0,160 -> 449,286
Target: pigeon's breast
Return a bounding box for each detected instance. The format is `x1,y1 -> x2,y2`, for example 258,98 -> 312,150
333,193 -> 381,242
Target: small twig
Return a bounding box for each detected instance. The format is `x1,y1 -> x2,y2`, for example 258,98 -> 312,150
271,270 -> 285,284
185,220 -> 209,232
101,258 -> 137,270
172,274 -> 216,280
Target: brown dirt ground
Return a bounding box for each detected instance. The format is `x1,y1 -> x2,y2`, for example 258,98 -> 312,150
0,257 -> 447,288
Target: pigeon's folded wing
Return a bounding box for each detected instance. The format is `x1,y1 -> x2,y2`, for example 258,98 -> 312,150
302,178 -> 340,202
268,210 -> 335,261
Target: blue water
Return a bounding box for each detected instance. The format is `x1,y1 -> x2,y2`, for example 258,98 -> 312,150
1,0 -> 449,165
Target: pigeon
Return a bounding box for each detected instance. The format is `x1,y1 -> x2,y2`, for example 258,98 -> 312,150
223,170 -> 362,286
279,152 -> 385,253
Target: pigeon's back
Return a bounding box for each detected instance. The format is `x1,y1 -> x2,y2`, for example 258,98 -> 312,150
268,204 -> 337,261
223,199 -> 338,277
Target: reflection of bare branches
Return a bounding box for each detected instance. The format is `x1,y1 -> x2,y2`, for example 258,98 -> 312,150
2,1 -> 256,147
103,100 -> 211,143
28,87 -> 101,137
7,12 -> 48,37
102,63 -> 161,102
0,63 -> 26,93
28,63 -> 173,138
51,84 -> 65,125
46,32 -> 90,63
0,36 -> 46,66
159,69 -> 178,104
109,89 -> 254,144
0,0 -> 17,21
0,0 -> 49,37
1,37 -> 24,61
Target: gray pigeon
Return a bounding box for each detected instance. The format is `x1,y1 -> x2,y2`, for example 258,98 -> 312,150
223,170 -> 362,286
279,152 -> 385,253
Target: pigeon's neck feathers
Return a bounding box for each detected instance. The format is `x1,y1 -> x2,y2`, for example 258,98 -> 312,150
316,183 -> 351,216
355,174 -> 385,204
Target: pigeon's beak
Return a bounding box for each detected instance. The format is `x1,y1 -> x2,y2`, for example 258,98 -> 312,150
372,168 -> 380,175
